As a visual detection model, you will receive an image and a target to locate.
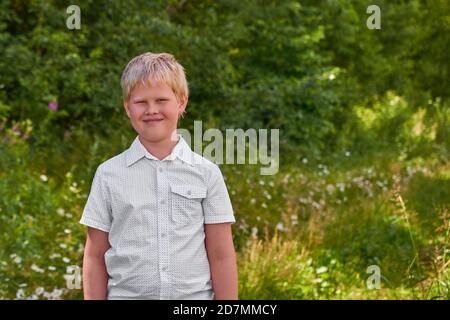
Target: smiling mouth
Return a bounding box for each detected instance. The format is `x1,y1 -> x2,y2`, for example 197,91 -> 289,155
143,119 -> 164,123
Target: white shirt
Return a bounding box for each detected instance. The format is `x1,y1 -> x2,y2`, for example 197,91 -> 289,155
79,134 -> 235,300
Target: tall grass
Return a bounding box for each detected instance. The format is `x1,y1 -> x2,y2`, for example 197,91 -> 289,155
0,96 -> 448,299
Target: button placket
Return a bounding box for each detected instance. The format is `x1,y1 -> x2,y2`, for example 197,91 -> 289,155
156,163 -> 171,298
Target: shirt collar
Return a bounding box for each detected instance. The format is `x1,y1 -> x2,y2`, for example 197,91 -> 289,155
125,134 -> 194,167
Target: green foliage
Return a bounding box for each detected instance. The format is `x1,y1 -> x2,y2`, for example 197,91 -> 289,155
0,0 -> 448,299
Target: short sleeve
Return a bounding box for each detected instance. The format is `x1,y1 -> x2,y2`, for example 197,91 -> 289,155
202,164 -> 235,224
79,166 -> 112,232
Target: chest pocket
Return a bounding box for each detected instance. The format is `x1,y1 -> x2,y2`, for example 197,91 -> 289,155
170,184 -> 207,225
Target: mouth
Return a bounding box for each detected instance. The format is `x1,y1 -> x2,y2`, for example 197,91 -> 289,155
143,118 -> 164,123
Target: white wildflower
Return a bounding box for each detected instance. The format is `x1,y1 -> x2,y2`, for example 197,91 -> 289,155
35,287 -> 45,296
312,201 -> 321,210
276,222 -> 284,232
57,208 -> 65,216
336,183 -> 346,192
316,266 -> 328,274
313,278 -> 323,283
326,184 -> 335,194
31,263 -> 45,273
11,254 -> 22,264
16,289 -> 25,299
50,288 -> 64,300
376,180 -> 384,188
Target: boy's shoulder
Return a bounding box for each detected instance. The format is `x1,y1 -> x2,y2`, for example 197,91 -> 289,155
190,148 -> 224,169
190,152 -> 226,182
191,150 -> 217,169
94,149 -> 129,176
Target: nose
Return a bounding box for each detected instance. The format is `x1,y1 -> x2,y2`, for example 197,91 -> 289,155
144,102 -> 159,114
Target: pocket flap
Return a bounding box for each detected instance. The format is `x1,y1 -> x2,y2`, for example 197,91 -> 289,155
170,184 -> 207,199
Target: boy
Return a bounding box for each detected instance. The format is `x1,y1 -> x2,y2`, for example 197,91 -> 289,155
79,52 -> 238,300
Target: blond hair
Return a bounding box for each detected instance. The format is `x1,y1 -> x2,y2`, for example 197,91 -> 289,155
120,52 -> 189,102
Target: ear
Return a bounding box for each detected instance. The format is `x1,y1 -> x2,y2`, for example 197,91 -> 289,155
178,95 -> 188,114
123,100 -> 131,118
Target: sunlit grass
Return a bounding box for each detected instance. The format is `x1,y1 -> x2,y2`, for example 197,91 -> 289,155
0,110 -> 448,299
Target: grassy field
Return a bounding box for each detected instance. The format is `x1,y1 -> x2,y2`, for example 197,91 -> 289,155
233,158 -> 449,299
0,118 -> 448,299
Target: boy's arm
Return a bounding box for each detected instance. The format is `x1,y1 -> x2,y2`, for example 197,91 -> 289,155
83,227 -> 110,300
204,223 -> 238,300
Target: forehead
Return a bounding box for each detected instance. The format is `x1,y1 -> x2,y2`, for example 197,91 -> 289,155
130,81 -> 175,99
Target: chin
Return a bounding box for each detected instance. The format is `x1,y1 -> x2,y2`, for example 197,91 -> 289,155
139,129 -> 171,142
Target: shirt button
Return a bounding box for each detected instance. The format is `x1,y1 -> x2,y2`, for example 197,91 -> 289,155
160,199 -> 165,205
161,233 -> 166,238
187,190 -> 192,195
158,167 -> 163,173
162,266 -> 168,271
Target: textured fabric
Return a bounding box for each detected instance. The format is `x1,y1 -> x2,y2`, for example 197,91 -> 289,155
79,134 -> 235,300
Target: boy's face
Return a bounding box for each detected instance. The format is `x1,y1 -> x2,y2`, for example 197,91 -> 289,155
124,82 -> 187,142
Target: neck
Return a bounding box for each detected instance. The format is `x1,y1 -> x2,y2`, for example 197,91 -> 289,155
138,134 -> 179,160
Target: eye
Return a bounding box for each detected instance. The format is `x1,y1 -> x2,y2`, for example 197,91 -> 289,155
156,99 -> 168,103
134,100 -> 146,104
